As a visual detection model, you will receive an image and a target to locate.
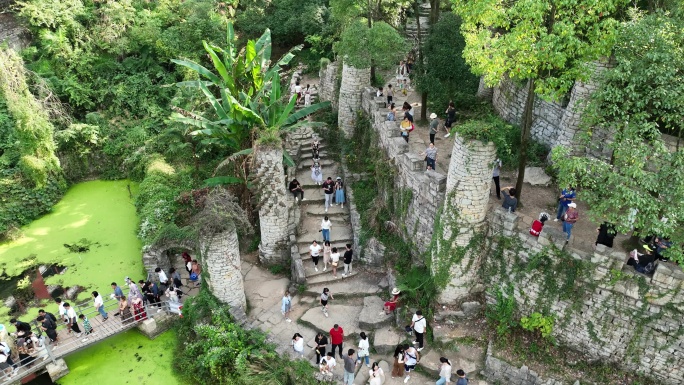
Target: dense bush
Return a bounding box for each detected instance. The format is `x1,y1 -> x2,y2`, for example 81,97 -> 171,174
454,113 -> 549,169
413,13 -> 479,114
175,290 -> 319,385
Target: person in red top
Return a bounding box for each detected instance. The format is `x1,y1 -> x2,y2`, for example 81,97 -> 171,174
529,213 -> 549,237
384,288 -> 401,314
330,324 -> 345,359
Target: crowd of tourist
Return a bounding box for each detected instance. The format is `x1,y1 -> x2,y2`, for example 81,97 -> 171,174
0,258 -> 194,379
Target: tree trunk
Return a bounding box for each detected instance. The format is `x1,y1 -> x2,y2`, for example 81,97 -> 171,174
370,63 -> 376,85
430,0 -> 440,25
515,78 -> 536,206
415,0 -> 426,120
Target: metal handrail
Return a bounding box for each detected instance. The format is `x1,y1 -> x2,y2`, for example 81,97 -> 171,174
0,299 -> 179,383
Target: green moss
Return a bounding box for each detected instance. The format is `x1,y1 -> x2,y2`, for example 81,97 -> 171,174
0,180 -> 142,322
60,330 -> 180,385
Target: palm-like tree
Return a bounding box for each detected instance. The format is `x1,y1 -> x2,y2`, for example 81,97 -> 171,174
172,23 -> 330,263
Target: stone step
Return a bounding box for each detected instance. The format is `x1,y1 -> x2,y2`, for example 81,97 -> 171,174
303,260 -> 353,278
306,270 -> 359,284
297,158 -> 336,171
300,242 -> 351,258
300,150 -> 329,161
297,238 -> 353,250
303,275 -> 382,298
305,205 -> 349,217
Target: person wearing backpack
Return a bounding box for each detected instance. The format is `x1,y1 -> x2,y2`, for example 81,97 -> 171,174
410,310 -> 427,351
402,344 -> 420,383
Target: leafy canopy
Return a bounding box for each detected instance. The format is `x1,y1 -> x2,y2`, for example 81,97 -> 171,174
334,20 -> 407,69
453,0 -> 630,99
552,11 -> 684,266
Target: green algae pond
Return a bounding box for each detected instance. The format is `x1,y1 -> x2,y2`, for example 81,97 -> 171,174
0,180 -> 180,384
58,330 -> 180,385
0,180 -> 143,322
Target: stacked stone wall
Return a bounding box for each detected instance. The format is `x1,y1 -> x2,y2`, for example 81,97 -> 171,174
486,208 -> 684,385
491,61 -> 613,152
338,62 -> 370,137
359,87 -> 447,255
436,135 -> 495,303
200,230 -> 246,309
255,146 -> 290,265
318,61 -> 339,110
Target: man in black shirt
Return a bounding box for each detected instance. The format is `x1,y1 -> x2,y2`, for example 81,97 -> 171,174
9,319 -> 32,338
38,309 -> 57,324
289,178 -> 304,202
342,244 -> 353,277
37,315 -> 58,343
322,177 -> 335,213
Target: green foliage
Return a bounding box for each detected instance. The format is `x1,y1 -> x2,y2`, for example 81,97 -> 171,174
453,0 -> 630,100
135,155 -> 184,245
454,114 -> 548,169
175,290 -> 319,385
236,0 -> 330,47
413,13 -> 479,113
553,12 -> 684,266
583,12 -> 684,138
334,20 -> 406,69
486,285 -> 518,336
520,312 -> 555,339
552,142 -> 684,266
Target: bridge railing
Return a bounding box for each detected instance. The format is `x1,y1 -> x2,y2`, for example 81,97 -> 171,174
0,291 -> 180,383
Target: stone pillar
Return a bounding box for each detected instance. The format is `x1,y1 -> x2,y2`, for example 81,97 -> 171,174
200,229 -> 246,309
476,76 -> 493,101
434,134 -> 496,304
338,61 -> 370,137
255,145 -> 290,264
47,359 -> 70,382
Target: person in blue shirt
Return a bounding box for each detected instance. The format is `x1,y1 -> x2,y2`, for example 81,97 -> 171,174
554,186 -> 576,221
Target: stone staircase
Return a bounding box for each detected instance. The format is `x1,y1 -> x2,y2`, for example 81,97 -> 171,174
289,69 -> 320,110
405,3 -> 431,47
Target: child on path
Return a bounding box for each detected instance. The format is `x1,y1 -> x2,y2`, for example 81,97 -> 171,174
79,314 -> 93,338
386,84 -> 394,105
304,84 -> 312,107
281,290 -> 292,323
320,352 -> 337,374
311,162 -> 323,185
330,247 -> 340,278
321,288 -> 333,317
342,244 -> 353,277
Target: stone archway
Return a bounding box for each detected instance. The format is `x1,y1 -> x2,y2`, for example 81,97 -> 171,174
142,239 -> 198,276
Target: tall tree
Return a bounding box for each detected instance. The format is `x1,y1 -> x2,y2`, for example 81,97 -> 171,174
552,11 -> 684,265
453,0 -> 630,204
334,20 -> 407,80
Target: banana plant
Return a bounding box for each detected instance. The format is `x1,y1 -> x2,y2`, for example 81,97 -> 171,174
170,22 -> 330,186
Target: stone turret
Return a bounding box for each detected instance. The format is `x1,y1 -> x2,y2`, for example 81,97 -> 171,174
434,134 -> 496,304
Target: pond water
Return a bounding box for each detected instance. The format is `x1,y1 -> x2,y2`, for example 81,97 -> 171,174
0,180 -> 143,321
58,330 -> 180,385
0,180 -> 180,384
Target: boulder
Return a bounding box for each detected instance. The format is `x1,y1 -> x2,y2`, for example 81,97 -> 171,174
358,296 -> 394,330
522,167 -> 552,186
461,301 -> 482,318
372,328 -> 404,355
